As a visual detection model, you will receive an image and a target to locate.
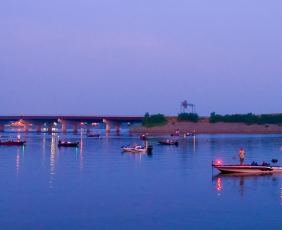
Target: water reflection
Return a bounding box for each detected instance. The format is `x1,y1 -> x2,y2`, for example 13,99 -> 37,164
42,134 -> 46,163
49,134 -> 56,189
15,146 -> 25,177
239,176 -> 244,197
121,150 -> 153,160
280,188 -> 282,206
1,133 -> 282,229
216,177 -> 222,195
80,128 -> 84,171
213,173 -> 280,198
16,151 -> 20,177
193,135 -> 196,153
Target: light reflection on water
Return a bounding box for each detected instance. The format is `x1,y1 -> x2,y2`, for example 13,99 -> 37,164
49,134 -> 56,189
80,128 -> 84,172
281,188 -> 282,206
216,177 -> 222,194
15,150 -> 20,177
42,134 -> 46,162
15,145 -> 24,177
0,133 -> 281,229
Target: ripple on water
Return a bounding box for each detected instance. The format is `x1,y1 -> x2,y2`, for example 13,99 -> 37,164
0,133 -> 282,229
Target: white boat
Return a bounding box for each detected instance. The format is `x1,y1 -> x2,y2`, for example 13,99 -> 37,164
213,161 -> 282,174
122,144 -> 153,154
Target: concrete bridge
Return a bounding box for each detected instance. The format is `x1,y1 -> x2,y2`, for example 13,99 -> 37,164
0,115 -> 144,133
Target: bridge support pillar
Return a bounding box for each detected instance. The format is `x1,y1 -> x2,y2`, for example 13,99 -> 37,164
106,123 -> 111,133
115,124 -> 121,135
86,125 -> 91,134
58,119 -> 68,133
61,123 -> 67,133
36,125 -> 42,133
103,119 -> 112,134
48,125 -> 53,133
103,119 -> 121,135
73,123 -> 79,134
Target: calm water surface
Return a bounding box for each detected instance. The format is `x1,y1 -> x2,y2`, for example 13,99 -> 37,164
0,133 -> 282,229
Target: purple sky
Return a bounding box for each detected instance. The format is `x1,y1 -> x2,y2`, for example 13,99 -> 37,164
1,0 -> 281,115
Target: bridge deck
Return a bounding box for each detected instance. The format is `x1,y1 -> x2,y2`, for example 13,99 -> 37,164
0,115 -> 144,123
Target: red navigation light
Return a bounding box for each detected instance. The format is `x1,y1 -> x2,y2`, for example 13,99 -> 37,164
215,160 -> 222,166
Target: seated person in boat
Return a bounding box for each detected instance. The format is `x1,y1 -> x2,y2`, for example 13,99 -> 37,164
262,161 -> 270,166
251,161 -> 258,166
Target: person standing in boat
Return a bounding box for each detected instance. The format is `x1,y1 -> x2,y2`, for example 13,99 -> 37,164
239,147 -> 246,165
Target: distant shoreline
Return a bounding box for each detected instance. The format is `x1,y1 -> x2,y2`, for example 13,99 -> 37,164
131,118 -> 282,135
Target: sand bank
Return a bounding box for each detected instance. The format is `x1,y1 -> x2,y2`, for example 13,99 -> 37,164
131,118 -> 282,135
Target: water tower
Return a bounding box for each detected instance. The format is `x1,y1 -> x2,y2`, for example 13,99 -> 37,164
181,100 -> 196,113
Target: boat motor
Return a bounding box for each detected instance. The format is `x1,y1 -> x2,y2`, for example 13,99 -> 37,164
271,159 -> 278,164
147,145 -> 153,155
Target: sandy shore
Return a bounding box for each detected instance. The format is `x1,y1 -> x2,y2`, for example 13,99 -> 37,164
131,118 -> 282,135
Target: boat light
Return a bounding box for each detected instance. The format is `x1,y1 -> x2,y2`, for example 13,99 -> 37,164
215,160 -> 222,166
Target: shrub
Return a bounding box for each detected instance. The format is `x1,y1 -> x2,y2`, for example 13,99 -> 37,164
209,112 -> 282,125
143,113 -> 167,127
177,113 -> 199,122
209,112 -> 223,123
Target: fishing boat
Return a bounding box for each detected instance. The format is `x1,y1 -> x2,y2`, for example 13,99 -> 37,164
87,134 -> 100,138
158,139 -> 179,146
212,160 -> 282,174
184,132 -> 196,137
58,140 -> 79,147
121,144 -> 153,154
0,140 -> 26,146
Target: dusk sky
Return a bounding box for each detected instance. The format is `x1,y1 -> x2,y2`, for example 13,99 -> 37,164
1,0 -> 281,115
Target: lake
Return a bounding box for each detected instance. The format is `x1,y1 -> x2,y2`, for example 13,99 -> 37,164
0,132 -> 282,229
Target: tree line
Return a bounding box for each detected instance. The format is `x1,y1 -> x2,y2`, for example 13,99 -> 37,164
209,112 -> 282,124
143,112 -> 199,127
142,112 -> 282,127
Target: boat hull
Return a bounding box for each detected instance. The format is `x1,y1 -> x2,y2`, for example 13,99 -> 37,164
0,141 -> 25,146
87,134 -> 100,138
122,148 -> 147,153
58,142 -> 79,147
158,141 -> 178,146
213,164 -> 282,174
122,145 -> 153,154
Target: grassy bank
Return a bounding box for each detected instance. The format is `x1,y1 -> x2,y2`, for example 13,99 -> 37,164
132,117 -> 282,135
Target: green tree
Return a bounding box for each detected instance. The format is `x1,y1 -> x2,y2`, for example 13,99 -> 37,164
177,113 -> 199,122
143,113 -> 167,127
209,112 -> 282,125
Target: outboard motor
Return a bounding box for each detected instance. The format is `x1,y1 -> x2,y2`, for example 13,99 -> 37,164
147,145 -> 153,155
271,159 -> 278,164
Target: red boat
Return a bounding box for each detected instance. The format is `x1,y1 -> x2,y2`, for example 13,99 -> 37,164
0,140 -> 26,146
